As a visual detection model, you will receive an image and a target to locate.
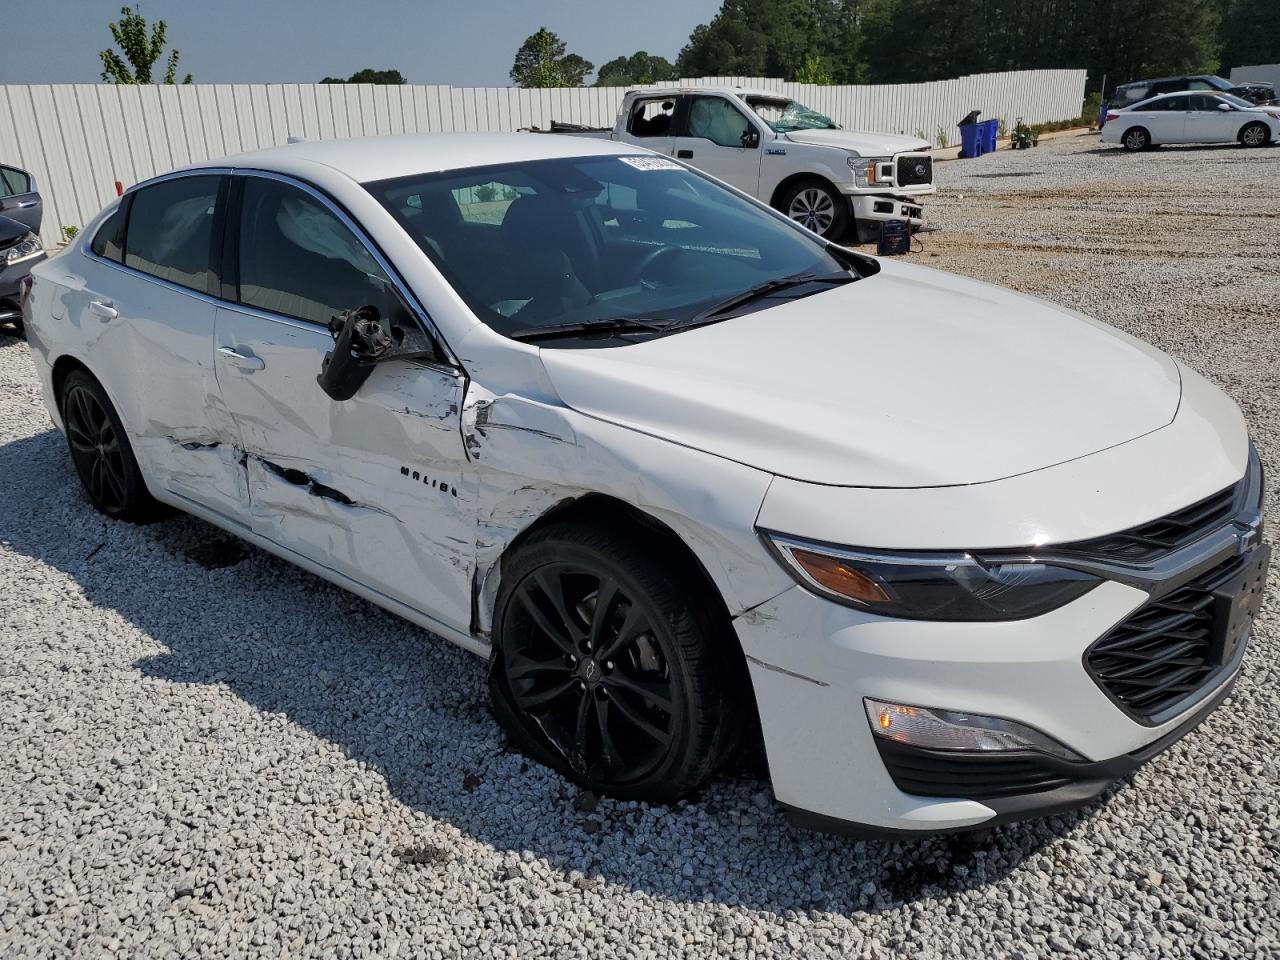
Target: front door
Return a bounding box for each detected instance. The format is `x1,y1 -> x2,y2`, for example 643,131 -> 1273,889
0,165 -> 42,233
213,173 -> 474,631
672,96 -> 763,195
1185,95 -> 1239,143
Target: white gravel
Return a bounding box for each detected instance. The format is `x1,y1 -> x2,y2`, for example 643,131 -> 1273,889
2,133 -> 1279,958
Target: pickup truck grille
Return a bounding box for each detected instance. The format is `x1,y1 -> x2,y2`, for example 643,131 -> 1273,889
896,155 -> 933,187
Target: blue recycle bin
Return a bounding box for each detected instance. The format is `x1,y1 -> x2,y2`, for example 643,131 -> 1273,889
982,118 -> 999,152
958,121 -> 983,158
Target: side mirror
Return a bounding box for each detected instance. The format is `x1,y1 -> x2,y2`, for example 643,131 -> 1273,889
741,128 -> 760,148
316,304 -> 439,401
1217,102 -> 1232,111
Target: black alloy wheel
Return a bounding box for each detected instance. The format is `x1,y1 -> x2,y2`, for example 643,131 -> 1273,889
60,371 -> 163,522
490,523 -> 742,800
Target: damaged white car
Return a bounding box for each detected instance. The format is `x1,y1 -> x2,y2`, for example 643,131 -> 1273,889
24,134 -> 1268,836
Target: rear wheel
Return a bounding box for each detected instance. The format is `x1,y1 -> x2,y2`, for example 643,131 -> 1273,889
780,178 -> 849,241
60,370 -> 164,522
489,522 -> 743,801
1122,126 -> 1151,151
1239,122 -> 1270,147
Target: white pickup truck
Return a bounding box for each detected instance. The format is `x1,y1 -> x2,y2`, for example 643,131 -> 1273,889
544,86 -> 936,242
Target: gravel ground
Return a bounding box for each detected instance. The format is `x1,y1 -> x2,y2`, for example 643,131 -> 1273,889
2,133 -> 1279,959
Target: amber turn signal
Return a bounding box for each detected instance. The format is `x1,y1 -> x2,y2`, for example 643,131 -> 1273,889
789,548 -> 893,605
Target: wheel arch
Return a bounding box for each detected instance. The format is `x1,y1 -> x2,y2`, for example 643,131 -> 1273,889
768,171 -> 841,211
51,354 -> 98,416
1238,119 -> 1270,144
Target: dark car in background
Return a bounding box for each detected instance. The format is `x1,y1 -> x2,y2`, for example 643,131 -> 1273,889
1109,75 -> 1277,115
0,164 -> 45,330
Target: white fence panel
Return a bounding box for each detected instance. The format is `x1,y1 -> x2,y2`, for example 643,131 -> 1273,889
3,69 -> 1085,244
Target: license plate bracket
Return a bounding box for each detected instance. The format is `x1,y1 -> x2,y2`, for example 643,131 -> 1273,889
1209,544 -> 1271,665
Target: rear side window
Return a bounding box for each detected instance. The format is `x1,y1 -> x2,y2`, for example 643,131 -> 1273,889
0,165 -> 32,198
236,177 -> 403,327
124,176 -> 222,292
90,204 -> 126,262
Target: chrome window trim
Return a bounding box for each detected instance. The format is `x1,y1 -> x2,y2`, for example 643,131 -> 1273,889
80,166 -> 461,373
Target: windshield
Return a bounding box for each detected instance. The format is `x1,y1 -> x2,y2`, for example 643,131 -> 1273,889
366,155 -> 864,345
747,98 -> 839,132
1220,93 -> 1253,108
1204,76 -> 1233,90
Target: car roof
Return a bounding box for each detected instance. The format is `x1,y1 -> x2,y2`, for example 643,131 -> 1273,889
196,132 -> 640,185
629,86 -> 783,100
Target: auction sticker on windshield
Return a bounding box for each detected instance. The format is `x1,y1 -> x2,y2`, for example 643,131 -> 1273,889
619,156 -> 684,171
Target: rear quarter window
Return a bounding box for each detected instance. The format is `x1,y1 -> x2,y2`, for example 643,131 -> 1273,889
90,205 -> 126,262
123,176 -> 222,292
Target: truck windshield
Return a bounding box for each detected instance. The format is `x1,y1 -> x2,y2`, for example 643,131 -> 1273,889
747,98 -> 839,132
365,154 -> 869,346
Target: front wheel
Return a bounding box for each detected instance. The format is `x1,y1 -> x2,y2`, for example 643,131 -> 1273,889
780,178 -> 849,240
1122,126 -> 1151,151
1240,122 -> 1270,147
489,522 -> 744,801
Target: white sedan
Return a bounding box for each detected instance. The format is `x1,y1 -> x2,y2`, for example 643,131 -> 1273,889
1103,90 -> 1280,150
23,133 -> 1269,837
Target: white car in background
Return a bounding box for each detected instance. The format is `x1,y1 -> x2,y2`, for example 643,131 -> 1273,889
1102,91 -> 1280,150
23,133 -> 1269,837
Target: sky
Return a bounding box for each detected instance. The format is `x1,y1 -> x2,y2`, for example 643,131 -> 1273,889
1,0 -> 724,87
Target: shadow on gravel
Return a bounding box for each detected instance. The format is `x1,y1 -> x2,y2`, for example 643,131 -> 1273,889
0,424 -> 1113,916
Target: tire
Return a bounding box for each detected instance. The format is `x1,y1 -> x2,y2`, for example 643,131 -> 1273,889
1121,126 -> 1151,152
1239,121 -> 1270,148
488,521 -> 745,802
60,370 -> 165,523
779,178 -> 849,241
854,219 -> 881,245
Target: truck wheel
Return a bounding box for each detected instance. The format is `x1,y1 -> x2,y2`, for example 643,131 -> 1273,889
488,521 -> 744,802
780,178 -> 848,240
1239,122 -> 1270,147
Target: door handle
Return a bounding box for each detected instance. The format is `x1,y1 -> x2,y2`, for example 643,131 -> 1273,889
88,300 -> 118,321
17,200 -> 38,209
677,149 -> 694,158
217,346 -> 265,371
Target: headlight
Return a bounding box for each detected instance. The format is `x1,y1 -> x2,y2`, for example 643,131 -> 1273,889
762,532 -> 1101,621
849,155 -> 891,187
3,233 -> 43,266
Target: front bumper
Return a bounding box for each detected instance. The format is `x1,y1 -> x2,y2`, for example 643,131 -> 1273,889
0,250 -> 46,322
736,529 -> 1267,837
849,193 -> 927,227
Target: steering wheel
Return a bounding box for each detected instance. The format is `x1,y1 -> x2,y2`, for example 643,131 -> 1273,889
630,245 -> 684,286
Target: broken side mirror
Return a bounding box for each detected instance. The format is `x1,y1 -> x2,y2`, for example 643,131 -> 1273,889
316,303 -> 440,401
742,128 -> 760,148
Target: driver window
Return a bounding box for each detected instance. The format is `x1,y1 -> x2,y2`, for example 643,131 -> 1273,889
686,96 -> 754,148
1189,95 -> 1219,111
237,177 -> 402,327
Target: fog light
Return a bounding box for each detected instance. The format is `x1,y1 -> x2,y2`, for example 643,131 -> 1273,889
864,698 -> 1083,761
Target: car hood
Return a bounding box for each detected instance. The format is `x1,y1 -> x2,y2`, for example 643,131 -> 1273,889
781,128 -> 932,156
539,260 -> 1182,488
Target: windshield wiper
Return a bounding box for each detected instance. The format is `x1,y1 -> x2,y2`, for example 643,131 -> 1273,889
508,317 -> 675,343
681,271 -> 855,326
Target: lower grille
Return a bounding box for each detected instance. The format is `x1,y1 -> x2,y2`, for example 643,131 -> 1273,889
877,740 -> 1072,799
1085,551 -> 1266,722
895,155 -> 933,187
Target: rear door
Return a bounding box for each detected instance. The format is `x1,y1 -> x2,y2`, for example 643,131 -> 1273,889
0,165 -> 42,232
671,95 -> 764,195
1185,95 -> 1239,142
213,172 -> 473,630
1145,96 -> 1189,141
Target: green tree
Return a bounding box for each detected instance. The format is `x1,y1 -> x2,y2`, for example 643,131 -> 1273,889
321,68 -> 407,84
510,28 -> 594,87
594,51 -> 677,86
100,5 -> 192,84
793,51 -> 834,83
1218,0 -> 1279,71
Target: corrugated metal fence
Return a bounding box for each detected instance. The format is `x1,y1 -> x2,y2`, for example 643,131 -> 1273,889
1,70 -> 1085,244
